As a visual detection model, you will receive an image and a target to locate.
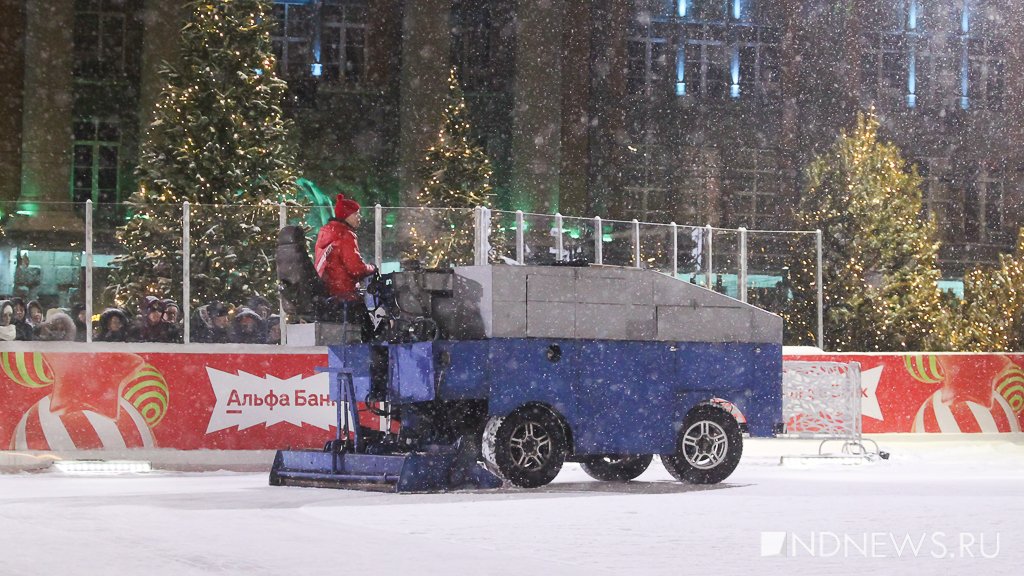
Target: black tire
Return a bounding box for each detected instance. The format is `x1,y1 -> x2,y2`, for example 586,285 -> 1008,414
482,405 -> 568,488
579,454 -> 653,482
661,404 -> 743,484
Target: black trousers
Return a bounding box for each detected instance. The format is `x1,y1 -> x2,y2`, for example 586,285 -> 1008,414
319,298 -> 375,342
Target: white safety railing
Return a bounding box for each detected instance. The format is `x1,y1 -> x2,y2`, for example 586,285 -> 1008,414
781,360 -> 881,457
3,201 -> 823,348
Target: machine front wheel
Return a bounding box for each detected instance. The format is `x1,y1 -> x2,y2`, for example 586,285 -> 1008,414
579,454 -> 653,482
483,405 -> 568,488
661,404 -> 743,484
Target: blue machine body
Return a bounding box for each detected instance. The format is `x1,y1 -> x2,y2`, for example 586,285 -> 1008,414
346,338 -> 782,456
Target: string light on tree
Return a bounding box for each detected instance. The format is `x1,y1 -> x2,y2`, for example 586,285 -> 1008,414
107,0 -> 299,312
952,229 -> 1024,351
785,111 -> 945,352
405,67 -> 504,267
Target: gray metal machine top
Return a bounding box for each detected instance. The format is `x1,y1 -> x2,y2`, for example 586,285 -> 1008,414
401,264 -> 782,344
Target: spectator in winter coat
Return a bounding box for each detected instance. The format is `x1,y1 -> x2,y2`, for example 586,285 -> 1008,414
26,300 -> 43,327
232,307 -> 266,344
33,310 -> 76,341
96,308 -> 130,342
314,194 -> 377,338
191,301 -> 232,343
8,297 -> 33,341
70,304 -> 88,342
266,314 -> 281,345
0,300 -> 15,342
131,296 -> 180,343
247,295 -> 273,322
10,297 -> 25,323
162,299 -> 181,324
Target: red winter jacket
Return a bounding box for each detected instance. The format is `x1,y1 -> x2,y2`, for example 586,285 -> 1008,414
314,219 -> 375,301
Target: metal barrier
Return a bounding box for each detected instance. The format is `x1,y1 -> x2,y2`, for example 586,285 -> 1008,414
0,201 -> 823,347
781,360 -> 882,458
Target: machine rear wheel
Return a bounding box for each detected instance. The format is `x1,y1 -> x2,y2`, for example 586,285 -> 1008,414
661,404 -> 743,484
483,405 -> 568,488
579,454 -> 653,482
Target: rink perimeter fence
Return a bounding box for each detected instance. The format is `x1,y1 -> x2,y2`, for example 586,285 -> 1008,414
0,200 -> 826,347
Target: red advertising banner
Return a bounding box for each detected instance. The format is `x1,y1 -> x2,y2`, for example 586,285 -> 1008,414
1,349 -> 1022,454
0,350 -> 383,451
787,353 -> 1024,434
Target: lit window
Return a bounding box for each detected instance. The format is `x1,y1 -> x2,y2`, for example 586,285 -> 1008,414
958,0 -> 1004,111
861,1 -> 928,109
676,21 -> 775,100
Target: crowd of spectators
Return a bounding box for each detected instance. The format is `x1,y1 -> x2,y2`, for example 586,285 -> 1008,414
0,294 -> 282,345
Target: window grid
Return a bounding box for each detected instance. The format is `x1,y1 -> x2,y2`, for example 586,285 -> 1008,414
957,0 -> 1005,110
627,32 -> 670,97
860,1 -> 929,108
630,2 -> 776,100
73,0 -> 127,80
725,149 -> 780,230
623,139 -> 673,223
271,3 -> 313,79
678,23 -> 777,100
323,2 -> 367,87
72,119 -> 121,206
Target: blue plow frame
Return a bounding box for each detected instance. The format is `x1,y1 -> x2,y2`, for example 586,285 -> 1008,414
269,444 -> 502,492
269,348 -> 502,493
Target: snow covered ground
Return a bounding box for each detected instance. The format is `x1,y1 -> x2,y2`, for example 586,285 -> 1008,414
1,435 -> 1022,576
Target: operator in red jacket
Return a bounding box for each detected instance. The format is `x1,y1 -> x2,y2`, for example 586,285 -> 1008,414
314,194 -> 377,337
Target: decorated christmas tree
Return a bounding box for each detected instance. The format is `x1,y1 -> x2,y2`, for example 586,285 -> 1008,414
107,0 -> 297,310
785,112 -> 946,351
405,67 -> 500,267
951,229 -> 1024,351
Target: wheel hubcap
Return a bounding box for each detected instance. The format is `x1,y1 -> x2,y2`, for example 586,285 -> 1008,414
509,421 -> 552,471
681,420 -> 729,470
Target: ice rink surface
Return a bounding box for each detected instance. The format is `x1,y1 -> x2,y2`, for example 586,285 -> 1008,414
1,436 -> 1022,576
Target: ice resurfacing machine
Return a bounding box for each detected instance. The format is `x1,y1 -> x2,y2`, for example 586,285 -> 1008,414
270,264 -> 783,491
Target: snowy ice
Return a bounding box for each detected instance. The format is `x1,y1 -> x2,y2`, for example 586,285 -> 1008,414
1,435 -> 1022,575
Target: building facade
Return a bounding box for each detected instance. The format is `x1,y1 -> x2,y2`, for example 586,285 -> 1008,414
1,0 -> 1022,279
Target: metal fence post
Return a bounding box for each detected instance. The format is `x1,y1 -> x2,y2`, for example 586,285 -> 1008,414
555,213 -> 563,262
182,201 -> 190,344
816,228 -> 824,350
671,222 -> 678,278
515,210 -> 525,264
374,203 -> 383,267
474,206 -> 485,265
85,200 -> 93,343
278,203 -> 287,346
632,219 -> 641,268
594,216 -> 603,265
739,226 -> 747,303
482,206 -> 492,265
705,224 -> 713,289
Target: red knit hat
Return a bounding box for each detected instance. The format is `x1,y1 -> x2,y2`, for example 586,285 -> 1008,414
334,194 -> 361,220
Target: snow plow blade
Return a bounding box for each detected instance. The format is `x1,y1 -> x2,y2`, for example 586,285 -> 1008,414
269,448 -> 503,493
